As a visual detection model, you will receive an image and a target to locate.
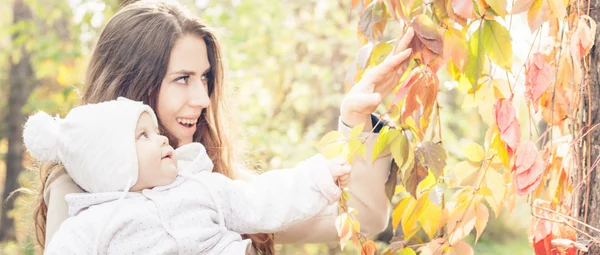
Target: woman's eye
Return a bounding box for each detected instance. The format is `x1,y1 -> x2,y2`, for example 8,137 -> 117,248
175,75 -> 190,84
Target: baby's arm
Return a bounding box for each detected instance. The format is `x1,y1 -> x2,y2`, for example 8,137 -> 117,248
205,154 -> 349,234
44,217 -> 92,254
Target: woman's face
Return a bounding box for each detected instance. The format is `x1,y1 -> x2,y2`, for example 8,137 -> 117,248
157,34 -> 211,146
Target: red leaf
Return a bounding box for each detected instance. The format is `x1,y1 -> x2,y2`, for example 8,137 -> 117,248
452,0 -> 473,19
513,141 -> 544,195
493,98 -> 520,157
525,53 -> 554,111
493,98 -> 516,133
500,119 -> 520,157
392,69 -> 422,105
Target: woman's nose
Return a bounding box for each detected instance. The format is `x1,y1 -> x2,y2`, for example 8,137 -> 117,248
187,81 -> 210,108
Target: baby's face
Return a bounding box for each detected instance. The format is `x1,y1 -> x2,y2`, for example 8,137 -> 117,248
130,112 -> 178,192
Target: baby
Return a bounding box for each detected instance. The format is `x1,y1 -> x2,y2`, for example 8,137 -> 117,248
24,98 -> 350,254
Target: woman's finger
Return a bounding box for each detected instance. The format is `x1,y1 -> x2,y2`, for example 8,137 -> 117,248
392,27 -> 415,55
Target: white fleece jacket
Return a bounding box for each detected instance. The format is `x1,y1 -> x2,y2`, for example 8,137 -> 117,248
45,143 -> 340,254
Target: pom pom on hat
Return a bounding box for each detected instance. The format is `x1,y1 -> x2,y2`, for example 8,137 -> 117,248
23,111 -> 61,163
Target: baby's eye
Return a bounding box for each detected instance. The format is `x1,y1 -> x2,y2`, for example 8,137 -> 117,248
138,131 -> 149,139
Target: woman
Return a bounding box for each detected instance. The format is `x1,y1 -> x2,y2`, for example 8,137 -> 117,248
35,0 -> 414,253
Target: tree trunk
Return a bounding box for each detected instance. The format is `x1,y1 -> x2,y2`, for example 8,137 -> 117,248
0,0 -> 34,242
576,0 -> 600,253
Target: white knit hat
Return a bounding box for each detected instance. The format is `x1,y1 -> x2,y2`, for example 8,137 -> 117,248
23,97 -> 157,193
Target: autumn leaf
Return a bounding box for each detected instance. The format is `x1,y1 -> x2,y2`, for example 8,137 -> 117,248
527,0 -> 550,32
493,98 -> 520,157
513,140 -> 544,195
483,20 -> 513,70
511,0 -> 535,14
361,240 -> 378,255
525,53 -> 554,111
485,0 -> 507,16
461,142 -> 485,162
372,126 -> 399,161
443,28 -> 469,71
485,168 -> 506,217
452,0 -> 473,19
450,241 -> 475,255
316,131 -> 345,159
570,16 -> 597,63
411,14 -> 443,55
446,201 -> 477,245
402,191 -> 428,239
335,213 -> 352,248
390,129 -> 414,176
401,247 -> 417,255
419,192 -> 442,239
368,42 -> 393,67
416,141 -> 447,177
358,0 -> 387,42
475,202 -> 490,242
404,156 -> 429,199
393,196 -> 412,231
403,68 -> 440,121
465,25 -> 485,92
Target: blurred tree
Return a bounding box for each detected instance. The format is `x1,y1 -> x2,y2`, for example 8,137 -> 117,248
0,0 -> 34,242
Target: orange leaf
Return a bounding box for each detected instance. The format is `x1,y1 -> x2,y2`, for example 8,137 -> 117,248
443,28 -> 468,71
570,16 -> 597,62
361,240 -> 378,255
475,203 -> 489,242
525,53 -> 554,111
513,141 -> 544,195
452,0 -> 473,19
450,241 -> 474,255
527,0 -> 550,32
447,202 -> 476,245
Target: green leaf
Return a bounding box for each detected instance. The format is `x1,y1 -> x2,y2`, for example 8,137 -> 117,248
483,19 -> 513,70
391,130 -> 414,177
372,126 -> 399,161
415,141 -> 447,178
465,25 -> 485,93
315,131 -> 345,159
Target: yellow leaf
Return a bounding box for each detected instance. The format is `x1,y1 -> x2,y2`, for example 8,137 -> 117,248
451,161 -> 480,187
401,247 -> 417,255
485,0 -> 507,15
419,191 -> 442,240
393,196 -> 412,231
368,42 -> 393,67
482,20 -> 513,70
349,123 -> 366,139
417,170 -> 436,194
446,202 -> 476,245
485,168 -> 506,218
461,142 -> 485,162
402,194 -> 427,239
316,131 -> 345,159
343,140 -> 367,164
475,202 -> 490,243
487,127 -> 510,167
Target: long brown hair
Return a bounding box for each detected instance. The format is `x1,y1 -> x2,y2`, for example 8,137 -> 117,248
34,1 -> 274,253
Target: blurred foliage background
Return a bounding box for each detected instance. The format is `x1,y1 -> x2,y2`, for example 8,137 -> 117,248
0,0 -> 533,254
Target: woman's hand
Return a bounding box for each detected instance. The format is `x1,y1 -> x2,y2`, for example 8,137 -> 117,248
340,28 -> 415,130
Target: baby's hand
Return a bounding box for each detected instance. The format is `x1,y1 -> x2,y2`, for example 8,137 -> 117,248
328,157 -> 352,189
